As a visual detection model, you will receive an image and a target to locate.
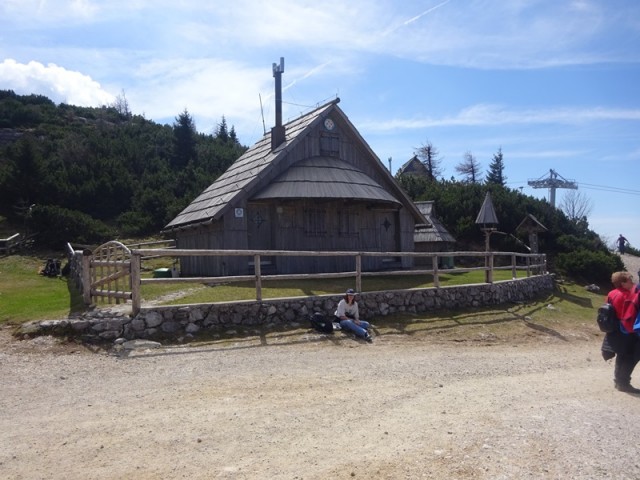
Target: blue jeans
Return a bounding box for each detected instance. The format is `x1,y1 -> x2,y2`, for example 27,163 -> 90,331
339,319 -> 370,338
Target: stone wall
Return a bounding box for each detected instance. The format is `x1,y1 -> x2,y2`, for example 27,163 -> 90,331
18,274 -> 554,343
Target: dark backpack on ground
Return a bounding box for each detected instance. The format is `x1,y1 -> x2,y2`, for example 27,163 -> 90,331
597,303 -> 619,333
309,313 -> 333,333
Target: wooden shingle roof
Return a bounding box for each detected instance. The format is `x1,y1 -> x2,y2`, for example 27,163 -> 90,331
414,201 -> 456,243
397,155 -> 430,177
252,157 -> 400,204
164,98 -> 424,230
475,192 -> 499,225
164,101 -> 335,230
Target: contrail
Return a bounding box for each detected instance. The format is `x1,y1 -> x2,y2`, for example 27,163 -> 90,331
283,61 -> 331,93
403,0 -> 452,26
383,0 -> 453,36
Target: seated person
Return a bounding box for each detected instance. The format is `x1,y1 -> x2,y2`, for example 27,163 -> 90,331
334,288 -> 372,342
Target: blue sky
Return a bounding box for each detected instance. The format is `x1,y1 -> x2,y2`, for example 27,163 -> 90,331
1,0 -> 639,249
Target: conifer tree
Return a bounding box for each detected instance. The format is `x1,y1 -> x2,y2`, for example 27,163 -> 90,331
172,109 -> 197,169
486,147 -> 506,186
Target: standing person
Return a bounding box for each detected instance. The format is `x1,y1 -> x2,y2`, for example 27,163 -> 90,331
617,234 -> 629,255
334,288 -> 372,342
601,271 -> 640,393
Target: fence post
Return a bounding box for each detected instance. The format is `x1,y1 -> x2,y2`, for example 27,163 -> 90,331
255,254 -> 262,301
131,253 -> 141,316
487,253 -> 494,283
81,249 -> 92,305
511,254 -> 517,279
432,255 -> 440,288
355,254 -> 362,293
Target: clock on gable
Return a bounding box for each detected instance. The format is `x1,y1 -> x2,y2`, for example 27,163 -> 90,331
323,118 -> 335,131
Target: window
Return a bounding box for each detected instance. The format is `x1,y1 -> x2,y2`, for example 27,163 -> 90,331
320,133 -> 340,157
304,208 -> 326,237
338,210 -> 359,237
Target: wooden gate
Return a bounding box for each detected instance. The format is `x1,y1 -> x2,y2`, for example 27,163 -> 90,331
89,241 -> 132,305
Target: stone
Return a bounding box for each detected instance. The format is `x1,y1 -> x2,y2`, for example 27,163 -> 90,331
185,323 -> 200,334
122,339 -> 161,350
145,311 -> 164,328
131,318 -> 146,331
161,321 -> 179,333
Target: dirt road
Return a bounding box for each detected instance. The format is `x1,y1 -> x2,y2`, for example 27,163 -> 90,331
1,255 -> 639,479
1,322 -> 639,480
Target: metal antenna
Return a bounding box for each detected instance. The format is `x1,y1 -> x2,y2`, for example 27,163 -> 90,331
259,93 -> 266,135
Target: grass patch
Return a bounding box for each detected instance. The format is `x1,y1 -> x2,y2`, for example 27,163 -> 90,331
0,255 -> 85,323
350,279 -> 603,344
148,269 -> 527,305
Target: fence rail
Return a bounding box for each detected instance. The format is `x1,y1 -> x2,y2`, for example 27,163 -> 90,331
0,233 -> 22,255
126,248 -> 546,315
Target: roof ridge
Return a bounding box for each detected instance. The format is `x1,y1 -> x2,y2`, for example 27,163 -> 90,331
282,97 -> 340,127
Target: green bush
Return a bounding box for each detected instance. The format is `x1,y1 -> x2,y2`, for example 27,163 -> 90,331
29,204 -> 114,249
115,210 -> 155,237
555,249 -> 624,285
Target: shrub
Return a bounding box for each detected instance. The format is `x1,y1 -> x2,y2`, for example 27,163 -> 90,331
115,210 -> 155,237
29,204 -> 114,249
555,249 -> 624,285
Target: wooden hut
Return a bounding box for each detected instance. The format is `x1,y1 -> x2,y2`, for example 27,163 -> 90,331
516,214 -> 547,253
397,155 -> 430,178
163,98 -> 426,276
413,201 -> 456,267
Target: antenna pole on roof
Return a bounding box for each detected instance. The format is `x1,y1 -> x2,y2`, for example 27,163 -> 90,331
271,57 -> 286,151
388,157 -> 392,172
259,93 -> 266,135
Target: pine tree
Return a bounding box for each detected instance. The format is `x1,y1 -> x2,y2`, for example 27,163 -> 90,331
486,147 -> 506,186
216,116 -> 229,142
172,109 -> 197,169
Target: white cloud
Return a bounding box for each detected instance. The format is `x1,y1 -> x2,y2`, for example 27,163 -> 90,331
361,104 -> 640,131
0,59 -> 115,106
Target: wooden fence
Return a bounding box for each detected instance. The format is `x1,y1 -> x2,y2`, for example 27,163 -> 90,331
124,249 -> 546,316
0,233 -> 22,255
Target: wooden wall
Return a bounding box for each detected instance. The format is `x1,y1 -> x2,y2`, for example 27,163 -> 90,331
175,117 -> 418,276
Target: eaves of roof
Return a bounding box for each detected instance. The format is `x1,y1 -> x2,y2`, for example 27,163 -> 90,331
251,157 -> 400,204
163,100 -> 338,231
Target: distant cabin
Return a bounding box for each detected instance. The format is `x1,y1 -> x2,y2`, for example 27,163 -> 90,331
397,155 -> 431,178
163,99 -> 427,276
413,201 -> 456,266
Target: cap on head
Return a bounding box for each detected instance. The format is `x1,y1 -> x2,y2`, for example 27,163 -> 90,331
346,288 -> 356,295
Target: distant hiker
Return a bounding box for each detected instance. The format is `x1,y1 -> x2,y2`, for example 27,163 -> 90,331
617,234 -> 629,255
334,289 -> 372,342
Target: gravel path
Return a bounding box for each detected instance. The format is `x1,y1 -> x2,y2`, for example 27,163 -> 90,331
0,255 -> 639,479
621,252 -> 640,279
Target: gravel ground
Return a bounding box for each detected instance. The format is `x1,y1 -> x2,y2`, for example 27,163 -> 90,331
1,255 -> 639,480
621,253 -> 640,280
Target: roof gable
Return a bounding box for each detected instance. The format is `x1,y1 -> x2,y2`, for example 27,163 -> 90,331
164,98 -> 424,230
414,201 -> 456,243
398,156 -> 430,177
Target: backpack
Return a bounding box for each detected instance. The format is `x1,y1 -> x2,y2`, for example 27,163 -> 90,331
596,303 -> 619,333
309,313 -> 333,333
